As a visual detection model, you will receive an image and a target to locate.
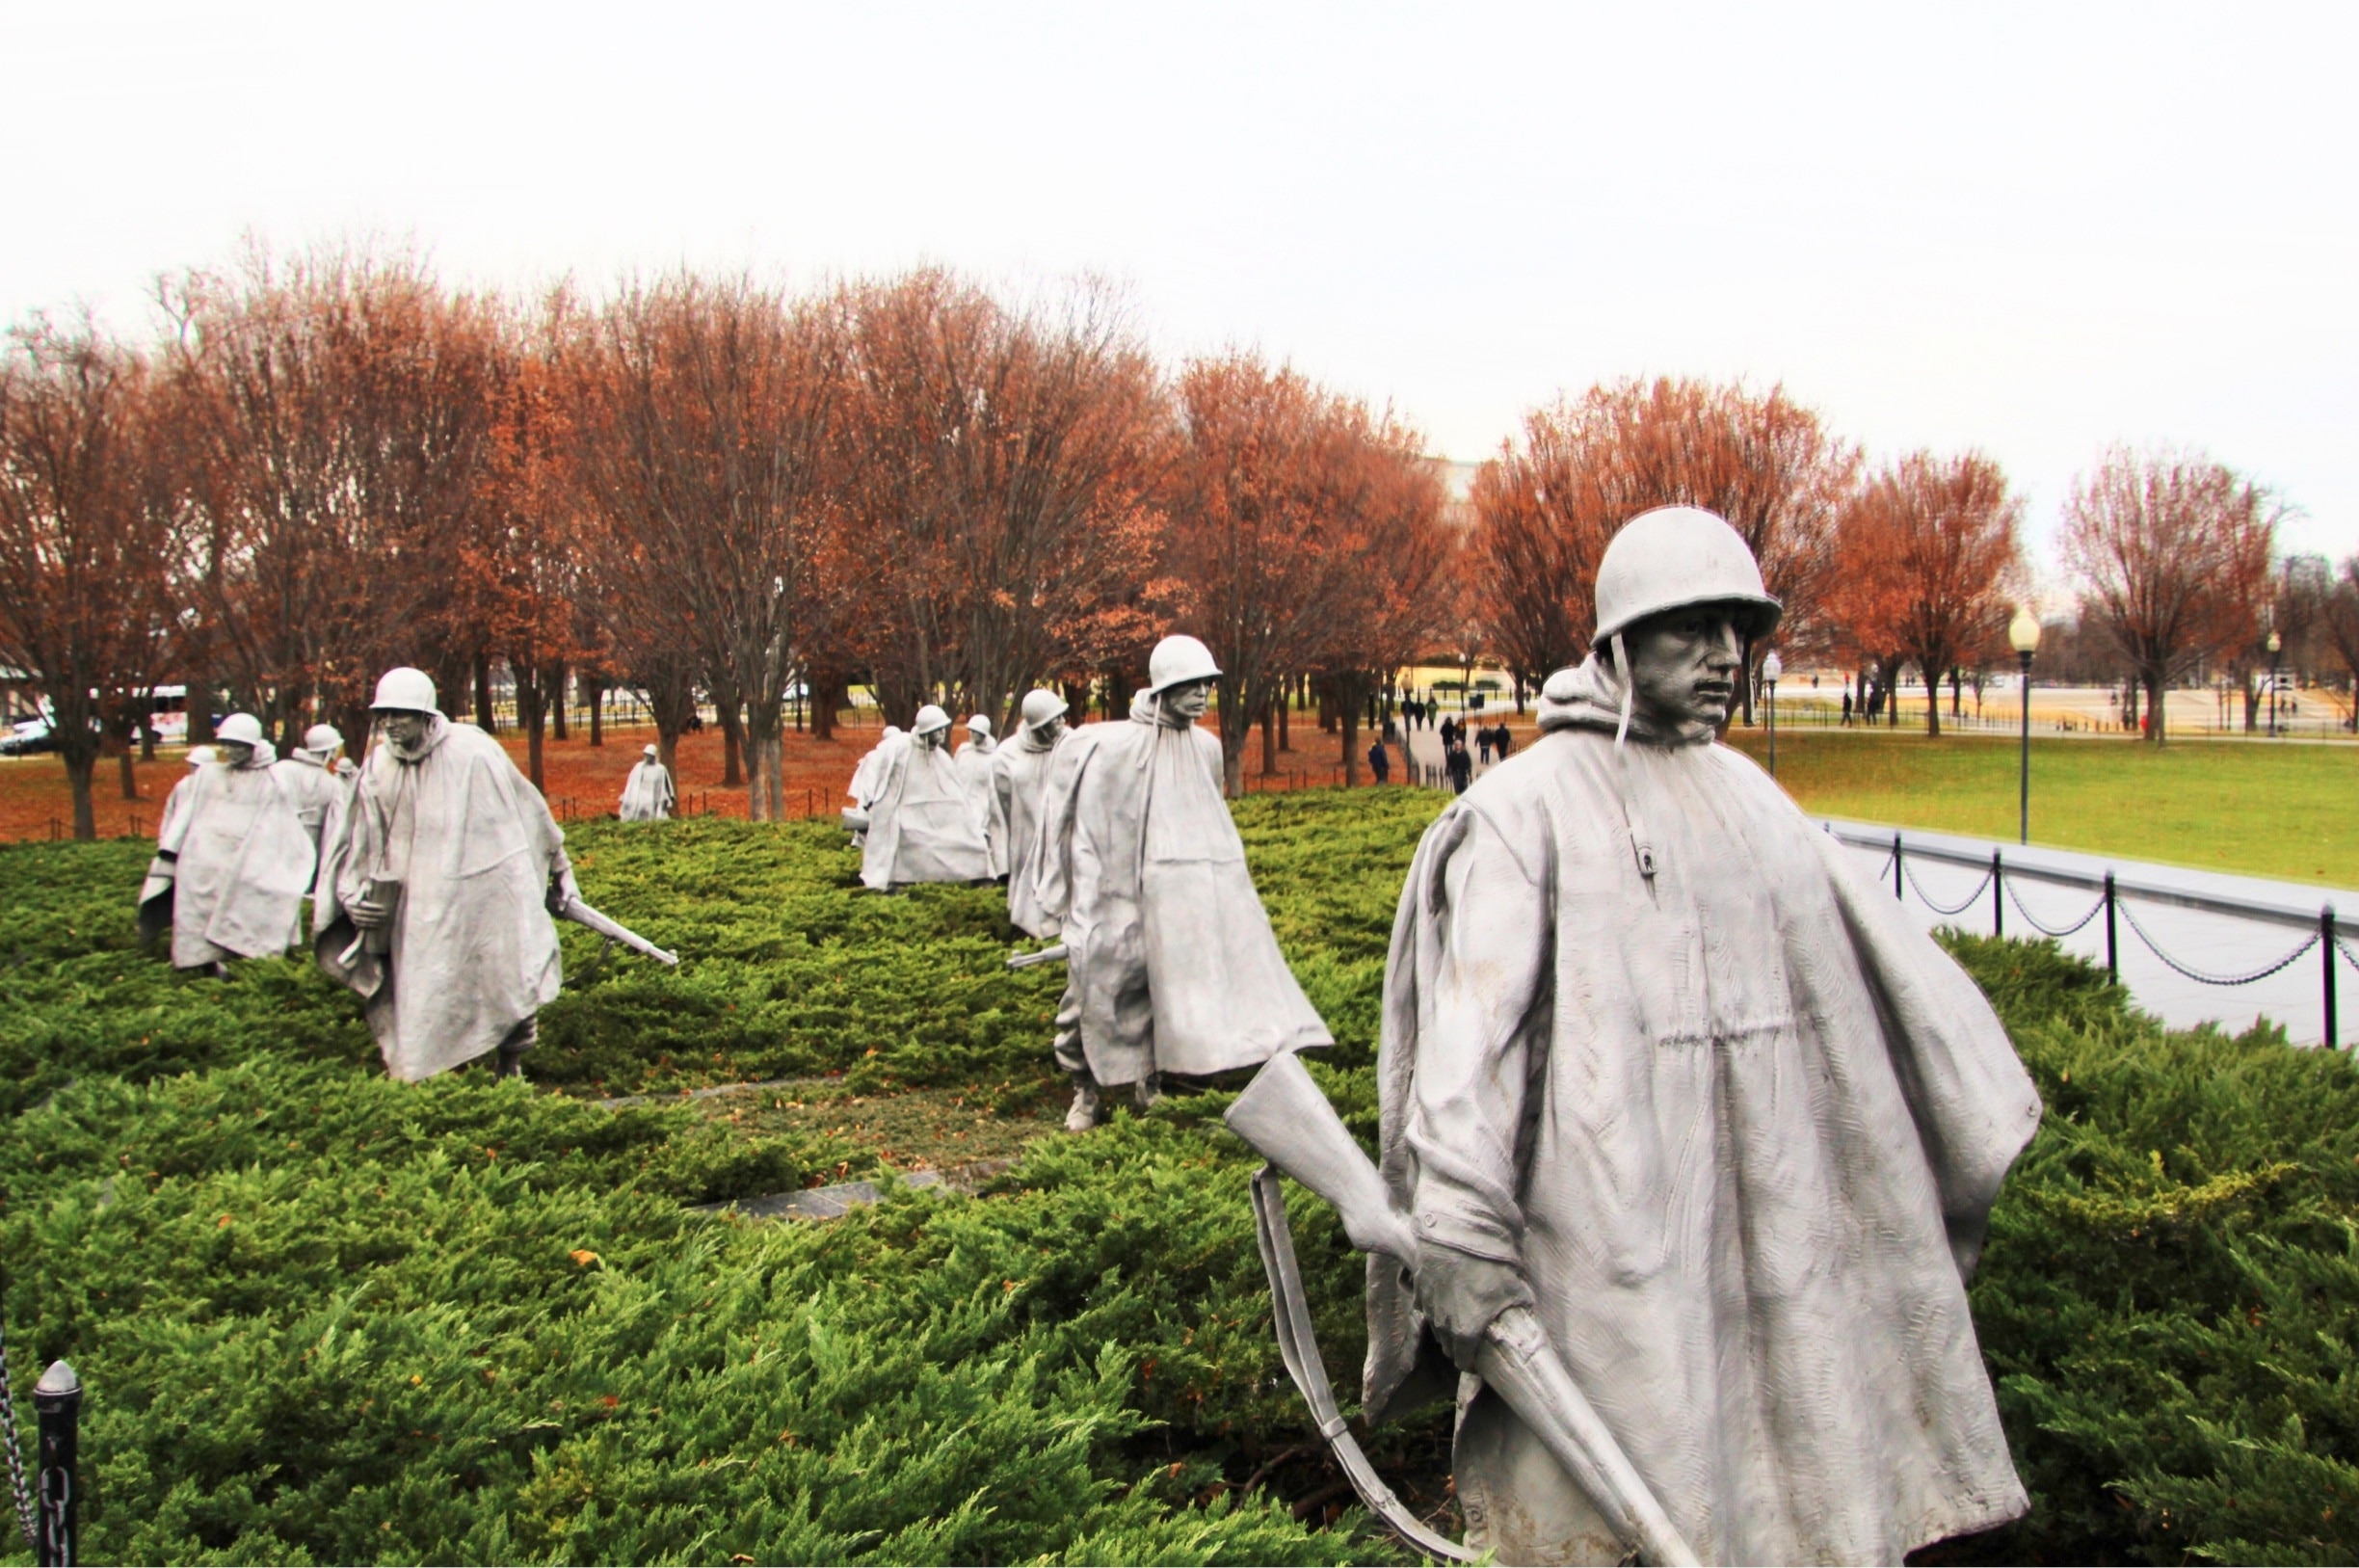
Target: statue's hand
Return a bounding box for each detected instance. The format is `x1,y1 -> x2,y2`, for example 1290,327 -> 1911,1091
1415,1246 -> 1534,1369
547,864 -> 581,915
348,897 -> 389,932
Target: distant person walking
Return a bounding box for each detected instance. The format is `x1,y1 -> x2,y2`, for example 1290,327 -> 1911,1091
1366,738 -> 1391,784
1842,691 -> 1853,726
1445,739 -> 1472,795
1493,723 -> 1513,760
1476,725 -> 1494,765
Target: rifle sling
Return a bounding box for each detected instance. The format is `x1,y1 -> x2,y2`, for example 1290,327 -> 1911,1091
1249,1166 -> 1474,1563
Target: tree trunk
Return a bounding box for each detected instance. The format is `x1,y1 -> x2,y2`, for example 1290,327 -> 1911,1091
720,705 -> 744,788
1259,700 -> 1277,775
64,748 -> 97,841
186,668 -> 214,745
140,714 -> 156,762
517,673 -> 548,791
1216,676 -> 1247,798
588,678 -> 604,747
1339,675 -> 1364,787
2144,670 -> 2168,745
550,662 -> 570,741
113,731 -> 139,800
1278,685 -> 1291,753
473,652 -> 497,732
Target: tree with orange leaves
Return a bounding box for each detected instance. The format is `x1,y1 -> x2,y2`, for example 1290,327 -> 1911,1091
1829,452 -> 2024,735
1473,378 -> 1856,713
2060,446 -> 2278,745
0,317 -> 175,838
159,244 -> 501,748
1161,354 -> 1435,795
834,272 -> 1171,731
563,274 -> 847,819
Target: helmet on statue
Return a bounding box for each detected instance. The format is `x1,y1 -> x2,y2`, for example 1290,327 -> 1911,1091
369,667 -> 441,715
1145,634 -> 1221,695
1592,506 -> 1782,646
215,712 -> 265,747
911,704 -> 952,737
1020,688 -> 1069,730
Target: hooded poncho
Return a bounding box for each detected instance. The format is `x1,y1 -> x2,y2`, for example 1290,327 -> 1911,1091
145,741 -> 313,968
860,734 -> 992,890
953,731 -> 1005,878
1032,694 -> 1330,1086
618,757 -> 676,821
313,716 -> 570,1081
993,723 -> 1068,939
273,749 -> 350,854
1367,655 -> 2040,1565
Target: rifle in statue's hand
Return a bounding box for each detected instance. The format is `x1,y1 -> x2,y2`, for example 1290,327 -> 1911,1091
556,894 -> 679,967
1226,1050 -> 1700,1568
1005,943 -> 1066,970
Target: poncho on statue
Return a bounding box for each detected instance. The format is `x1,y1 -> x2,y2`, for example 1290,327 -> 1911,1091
954,731 -> 1005,878
1032,693 -> 1330,1086
993,724 -> 1068,939
859,736 -> 991,890
142,741 -> 312,968
618,755 -> 676,821
273,750 -> 349,854
314,715 -> 571,1081
1367,654 -> 2039,1564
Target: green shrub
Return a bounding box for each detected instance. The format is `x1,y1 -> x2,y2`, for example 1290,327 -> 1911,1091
3,799 -> 2356,1563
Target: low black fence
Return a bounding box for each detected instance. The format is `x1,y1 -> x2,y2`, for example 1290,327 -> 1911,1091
1828,823 -> 2354,1049
1,1317 -> 80,1566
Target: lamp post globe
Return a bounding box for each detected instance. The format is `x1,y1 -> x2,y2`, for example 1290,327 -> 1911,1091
1760,651 -> 1783,778
2008,607 -> 2041,845
2266,629 -> 2283,736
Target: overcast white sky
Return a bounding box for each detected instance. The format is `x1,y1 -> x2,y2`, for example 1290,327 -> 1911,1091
8,2 -> 2355,570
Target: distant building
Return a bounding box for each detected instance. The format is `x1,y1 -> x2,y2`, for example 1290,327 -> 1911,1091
1429,457 -> 1480,534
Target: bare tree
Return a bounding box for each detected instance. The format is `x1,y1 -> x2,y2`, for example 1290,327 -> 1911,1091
0,317 -> 172,837
2060,446 -> 2278,745
565,274 -> 846,820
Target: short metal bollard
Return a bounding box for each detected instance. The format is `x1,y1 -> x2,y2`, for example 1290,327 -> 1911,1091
33,1361 -> 78,1568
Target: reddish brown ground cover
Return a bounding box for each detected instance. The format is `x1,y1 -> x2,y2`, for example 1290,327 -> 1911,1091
0,707 -> 1428,843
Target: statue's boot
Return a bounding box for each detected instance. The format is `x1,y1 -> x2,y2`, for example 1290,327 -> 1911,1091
1065,1079 -> 1101,1132
1133,1074 -> 1162,1110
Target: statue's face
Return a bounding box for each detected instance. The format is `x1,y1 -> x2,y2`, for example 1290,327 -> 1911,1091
217,741 -> 255,768
1030,715 -> 1066,743
379,710 -> 431,748
1626,607 -> 1744,731
917,728 -> 947,751
1161,679 -> 1212,724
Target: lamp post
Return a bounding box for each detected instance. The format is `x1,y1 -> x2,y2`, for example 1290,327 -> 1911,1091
2267,629 -> 2283,737
1761,651 -> 1783,779
2008,606 -> 2041,845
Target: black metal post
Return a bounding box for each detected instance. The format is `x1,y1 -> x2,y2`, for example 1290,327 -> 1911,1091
33,1360 -> 77,1568
2017,648 -> 2033,844
2104,873 -> 2118,978
2325,906 -> 2339,1050
1893,834 -> 1904,900
1992,851 -> 2003,938
1766,681 -> 1777,778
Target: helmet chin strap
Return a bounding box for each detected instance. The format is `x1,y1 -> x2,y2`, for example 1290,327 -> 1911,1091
1612,634 -> 1634,750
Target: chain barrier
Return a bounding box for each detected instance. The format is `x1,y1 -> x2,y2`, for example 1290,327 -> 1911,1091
2340,936 -> 2359,975
2003,879 -> 2109,940
2117,899 -> 2322,988
0,1318 -> 36,1552
1903,861 -> 1994,918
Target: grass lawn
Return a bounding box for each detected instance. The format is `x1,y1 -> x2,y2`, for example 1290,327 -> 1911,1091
1720,728 -> 2359,889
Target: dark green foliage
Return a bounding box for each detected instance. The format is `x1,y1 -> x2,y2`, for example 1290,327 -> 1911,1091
2,800 -> 2354,1563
